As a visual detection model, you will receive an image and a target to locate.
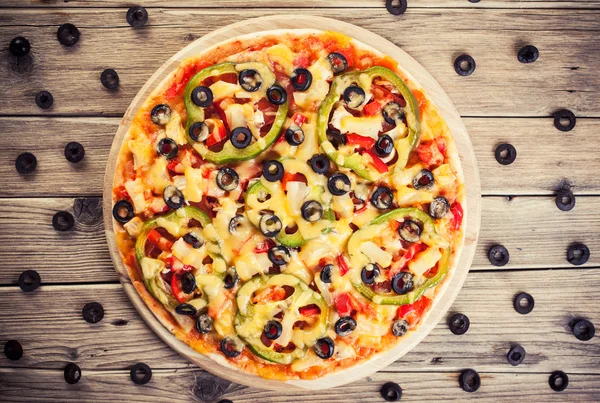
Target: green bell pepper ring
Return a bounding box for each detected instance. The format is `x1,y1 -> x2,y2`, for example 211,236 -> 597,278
316,66 -> 420,181
349,207 -> 450,305
184,62 -> 289,164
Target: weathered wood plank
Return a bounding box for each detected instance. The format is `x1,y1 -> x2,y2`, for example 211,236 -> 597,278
1,270 -> 598,373
2,117 -> 600,197
0,9 -> 599,117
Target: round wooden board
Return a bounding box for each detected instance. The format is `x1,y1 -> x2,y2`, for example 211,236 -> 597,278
103,15 -> 481,391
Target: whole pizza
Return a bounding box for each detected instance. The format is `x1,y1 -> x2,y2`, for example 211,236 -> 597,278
110,29 -> 465,381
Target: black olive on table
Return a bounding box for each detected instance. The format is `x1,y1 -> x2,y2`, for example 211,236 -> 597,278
18,270 -> 41,293
326,128 -> 347,148
264,320 -> 283,340
216,167 -> 239,191
112,200 -> 134,223
335,316 -> 357,337
448,313 -> 470,335
4,340 -> 23,361
259,213 -> 282,238
507,344 -> 526,366
223,267 -> 239,289
130,363 -> 152,385
488,244 -> 509,266
326,52 -> 348,75
268,245 -> 290,266
555,190 -> 575,212
82,302 -> 104,324
175,303 -> 197,316
191,86 -> 214,108
572,319 -> 595,341
266,84 -> 287,105
382,102 -> 405,126
513,292 -> 534,315
495,143 -> 517,165
517,45 -> 539,64
9,36 -> 30,57
391,272 -> 414,295
285,126 -> 305,146
230,127 -> 252,149
454,54 -> 476,77
553,109 -> 576,132
308,154 -> 330,175
36,91 -> 54,109
196,312 -> 213,334
163,186 -> 185,209
151,104 -> 172,126
429,196 -> 450,218
52,211 -> 75,232
220,338 -> 242,358
262,160 -> 284,182
64,142 -> 85,163
320,264 -> 333,283
361,263 -> 380,285
392,319 -> 410,337
189,121 -> 209,142
180,272 -> 196,294
64,363 -> 82,384
399,220 -> 421,243
371,186 -> 394,210
100,69 -> 119,90
459,369 -> 481,392
549,371 -> 569,392
313,337 -> 335,359
57,23 -> 80,47
375,134 -> 394,157
328,173 -> 351,196
126,6 -> 149,28
343,85 -> 366,109
290,68 -> 313,91
567,243 -> 589,266
301,200 -> 323,222
385,0 -> 408,16
238,69 -> 262,92
15,152 -> 37,174
413,169 -> 434,190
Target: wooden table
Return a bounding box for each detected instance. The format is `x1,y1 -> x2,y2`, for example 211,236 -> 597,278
1,1 -> 599,402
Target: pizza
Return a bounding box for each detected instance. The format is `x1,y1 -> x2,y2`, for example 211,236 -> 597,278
110,29 -> 465,381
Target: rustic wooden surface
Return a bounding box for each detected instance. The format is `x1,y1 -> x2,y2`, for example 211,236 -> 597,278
0,0 -> 599,402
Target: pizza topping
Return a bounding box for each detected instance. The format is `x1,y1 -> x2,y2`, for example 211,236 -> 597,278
326,127 -> 347,148
335,316 -> 357,337
429,196 -> 450,219
301,200 -> 323,222
412,169 -> 434,190
156,138 -> 178,160
361,263 -> 380,285
291,68 -> 313,92
196,312 -> 214,334
343,85 -> 366,109
375,134 -> 394,156
371,186 -> 393,210
327,52 -> 348,75
391,272 -> 414,295
175,303 -> 198,316
220,337 -> 243,358
266,84 -> 288,105
313,337 -> 335,359
264,320 -> 283,340
308,154 -> 330,175
216,167 -> 239,191
399,220 -> 421,243
183,232 -> 204,249
259,213 -> 283,237
151,104 -> 172,126
391,319 -> 410,337
163,186 -> 185,209
268,245 -> 290,266
285,125 -> 305,146
327,172 -> 351,196
112,200 -> 135,223
382,102 -> 405,126
238,69 -> 263,92
320,264 -> 334,283
262,160 -> 285,182
230,127 -> 253,149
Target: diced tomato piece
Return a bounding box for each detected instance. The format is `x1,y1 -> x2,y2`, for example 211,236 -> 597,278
253,286 -> 286,304
363,101 -> 383,117
363,149 -> 389,173
205,119 -> 227,147
334,293 -> 353,317
450,202 -> 463,231
281,172 -> 307,191
147,229 -> 173,252
390,243 -> 426,277
396,296 -> 431,326
346,133 -> 375,149
292,112 -> 307,126
253,239 -> 275,254
114,185 -> 130,200
299,304 -> 321,317
412,89 -> 428,117
415,141 -> 444,167
371,84 -> 405,107
337,254 -> 350,276
435,137 -> 447,157
293,52 -> 310,68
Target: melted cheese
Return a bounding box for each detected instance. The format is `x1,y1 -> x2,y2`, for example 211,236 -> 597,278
165,111 -> 187,145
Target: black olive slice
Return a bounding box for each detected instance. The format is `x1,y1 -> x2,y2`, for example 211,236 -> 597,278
126,6 -> 148,28
572,319 -> 595,341
223,267 -> 239,289
301,200 -> 323,222
57,23 -> 80,47
259,213 -> 282,238
18,270 -> 41,293
391,272 -> 414,295
262,160 -> 284,182
183,232 -> 203,249
156,138 -> 178,160
382,102 -> 405,126
459,369 -> 481,392
268,245 -> 290,266
130,363 -> 152,385
343,85 -> 366,109
266,84 -> 287,105
413,169 -> 434,190
9,37 -> 30,57
375,135 -> 394,156
454,54 -> 476,77
335,317 -> 357,337
385,0 -> 408,16
228,214 -> 247,235
191,86 -> 213,107
495,143 -> 517,165
308,154 -> 330,175
328,173 -> 351,196
151,104 -> 172,126
238,69 -> 262,92
555,190 -> 575,212
163,186 -> 185,209
380,381 -> 403,402
326,52 -> 348,75
391,319 -> 410,337
285,126 -> 304,146
320,264 -> 333,284
507,344 -> 526,366
513,292 -> 534,315
36,90 -> 54,109
488,244 -> 509,267
549,371 -> 568,392
180,272 -> 196,294
399,220 -> 421,243
553,109 -> 576,132
15,152 -> 37,174
52,211 -> 75,232
189,121 -> 210,142
429,196 -> 450,218
291,68 -> 313,92
64,142 -> 85,163
175,303 -> 197,316
264,320 -> 283,340
216,167 -> 239,192
196,312 -> 213,334
361,263 -> 380,285
326,128 -> 347,148
113,200 -> 134,224
101,68 -> 119,90
82,302 -> 104,323
517,45 -> 539,64
4,340 -> 23,361
230,127 -> 253,149
567,243 -> 590,266
313,337 -> 335,359
64,363 -> 82,384
220,338 -> 242,358
371,186 -> 394,210
448,313 -> 470,335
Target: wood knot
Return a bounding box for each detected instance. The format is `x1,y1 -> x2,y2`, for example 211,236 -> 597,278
7,54 -> 34,76
191,374 -> 231,401
73,198 -> 102,225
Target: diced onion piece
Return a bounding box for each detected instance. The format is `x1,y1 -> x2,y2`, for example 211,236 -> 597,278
140,257 -> 165,280
285,181 -> 309,216
123,216 -> 143,238
359,241 -> 393,268
408,247 -> 443,277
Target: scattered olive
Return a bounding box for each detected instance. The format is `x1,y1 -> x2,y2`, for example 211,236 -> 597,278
262,160 -> 284,182
488,244 -> 509,266
326,52 -> 348,75
567,243 -> 589,266
52,211 -> 75,232
112,200 -> 134,224
549,371 -> 568,392
285,125 -> 304,146
309,154 -> 330,175
328,173 -> 351,196
495,143 -> 517,165
413,169 -> 434,190
513,292 -> 534,315
555,190 -> 575,212
259,213 -> 282,238
216,167 -> 239,192
126,6 -> 149,28
385,0 -> 408,16
163,186 -> 185,209
9,37 -> 30,57
4,340 -> 23,361
361,263 -> 380,285
130,363 -> 152,385
301,200 -> 323,222
313,337 -> 335,359
391,272 -> 414,295
230,127 -> 252,149
507,344 -> 526,366
238,69 -> 262,92
15,152 -> 37,174
64,363 -> 82,384
220,338 -> 242,358
553,109 -> 576,132
57,23 -> 80,47
335,317 -> 357,337
320,264 -> 333,284
82,302 -> 104,324
64,142 -> 85,163
100,68 -> 119,90
175,303 -> 197,316
196,312 -> 213,334
290,68 -> 312,91
454,54 -> 476,76
371,186 -> 394,209
191,86 -> 213,108
264,320 -> 283,340
343,85 -> 366,109
151,104 -> 172,126
266,84 -> 287,105
429,196 -> 450,218
18,270 -> 41,293
35,90 -> 54,109
268,245 -> 290,266
517,45 -> 539,64
572,319 -> 595,341
459,369 -> 481,392
392,319 -> 410,337
448,313 -> 470,335
399,220 -> 421,243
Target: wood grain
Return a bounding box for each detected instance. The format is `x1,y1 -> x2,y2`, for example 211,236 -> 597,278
0,9 -> 599,117
1,269 -> 599,373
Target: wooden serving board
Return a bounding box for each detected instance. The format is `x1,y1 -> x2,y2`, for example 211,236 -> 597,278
102,15 -> 481,391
